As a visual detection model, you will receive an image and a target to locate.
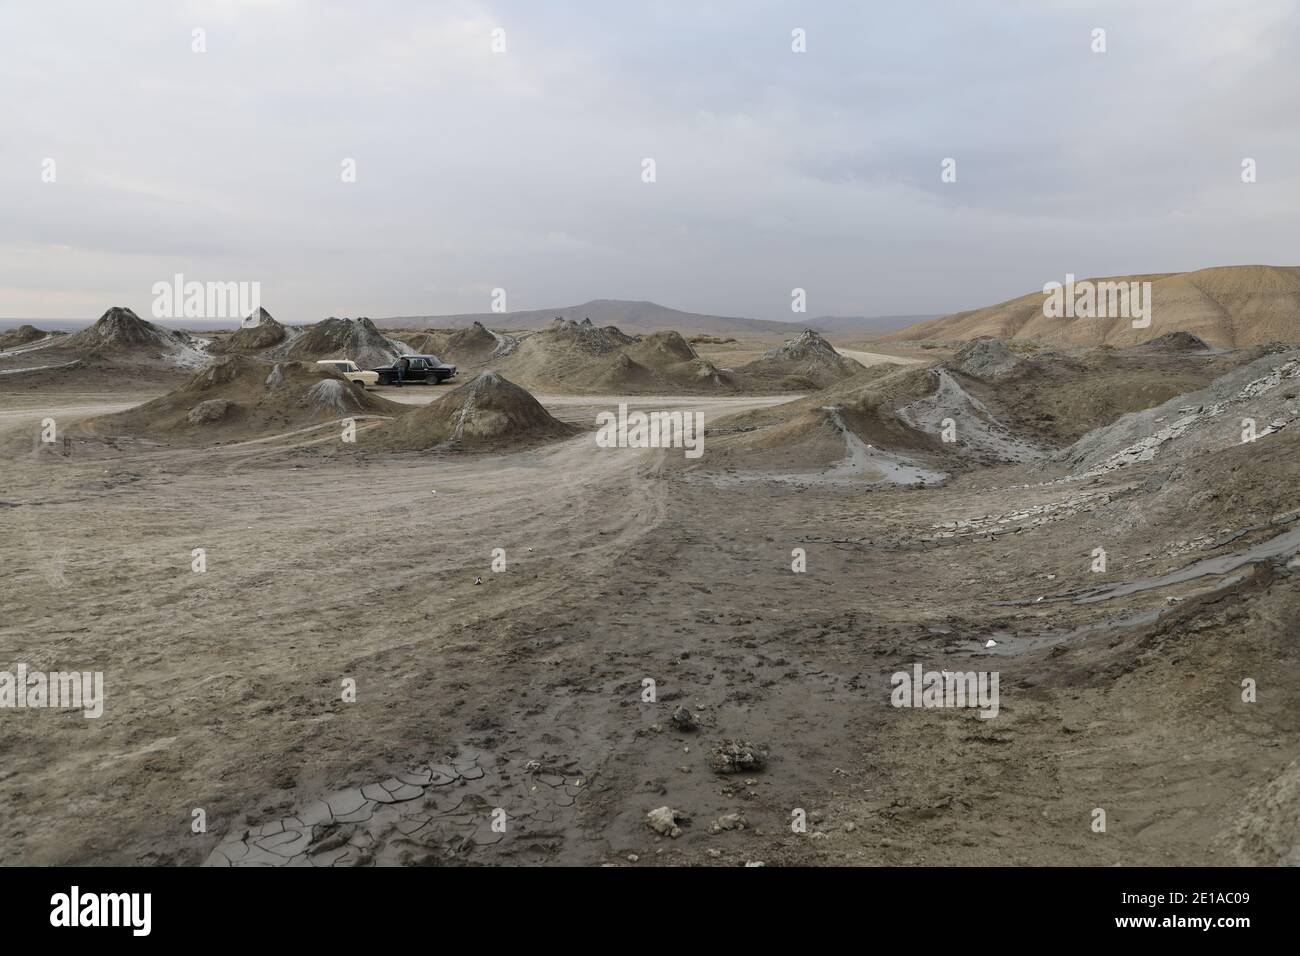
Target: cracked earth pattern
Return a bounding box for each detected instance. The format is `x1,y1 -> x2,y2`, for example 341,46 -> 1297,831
205,748 -> 588,866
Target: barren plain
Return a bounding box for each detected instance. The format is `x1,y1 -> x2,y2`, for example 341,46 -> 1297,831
1,309 -> 1297,867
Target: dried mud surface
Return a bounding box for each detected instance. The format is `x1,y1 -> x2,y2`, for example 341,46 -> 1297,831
0,357 -> 1296,867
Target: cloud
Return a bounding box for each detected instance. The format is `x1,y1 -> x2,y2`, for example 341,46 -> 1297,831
1,0 -> 1297,322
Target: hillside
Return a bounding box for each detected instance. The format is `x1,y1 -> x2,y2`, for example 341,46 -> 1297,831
888,265 -> 1300,347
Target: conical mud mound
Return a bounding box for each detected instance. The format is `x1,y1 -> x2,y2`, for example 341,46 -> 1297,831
950,337 -> 1023,382
495,322 -> 738,393
1139,330 -> 1212,353
405,321 -> 517,365
79,354 -> 406,443
265,316 -> 408,368
0,324 -> 47,350
209,308 -> 294,353
375,371 -> 575,450
61,307 -> 208,368
736,329 -> 864,390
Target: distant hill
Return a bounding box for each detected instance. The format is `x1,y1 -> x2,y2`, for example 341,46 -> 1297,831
384,300 -> 813,338
808,314 -> 940,337
887,265 -> 1300,347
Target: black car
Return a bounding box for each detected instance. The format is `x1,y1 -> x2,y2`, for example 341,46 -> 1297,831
372,354 -> 457,386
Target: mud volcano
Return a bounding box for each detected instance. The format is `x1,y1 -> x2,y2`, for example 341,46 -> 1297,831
0,324 -> 48,350
1139,330 -> 1212,353
79,354 -> 406,443
208,308 -> 294,354
499,322 -> 736,393
736,329 -> 865,389
404,320 -> 517,365
376,371 -> 576,450
265,316 -> 409,368
61,307 -> 208,368
949,337 -> 1023,382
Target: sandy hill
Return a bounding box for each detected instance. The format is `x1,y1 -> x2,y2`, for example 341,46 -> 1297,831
264,316 -> 410,368
79,354 -> 405,443
493,319 -> 738,393
208,308 -> 297,354
735,329 -> 866,390
374,371 -> 575,451
889,265 -> 1300,347
384,299 -> 810,338
57,307 -> 209,368
0,324 -> 48,350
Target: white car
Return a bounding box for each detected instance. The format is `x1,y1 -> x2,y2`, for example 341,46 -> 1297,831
316,359 -> 379,388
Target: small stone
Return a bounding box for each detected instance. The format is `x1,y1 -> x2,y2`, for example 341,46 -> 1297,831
671,706 -> 699,732
712,812 -> 747,832
646,806 -> 685,838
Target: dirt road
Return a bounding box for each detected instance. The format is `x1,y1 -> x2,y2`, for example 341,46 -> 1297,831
838,349 -> 926,368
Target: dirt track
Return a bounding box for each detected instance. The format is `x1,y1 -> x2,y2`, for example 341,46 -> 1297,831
1,381 -> 1297,866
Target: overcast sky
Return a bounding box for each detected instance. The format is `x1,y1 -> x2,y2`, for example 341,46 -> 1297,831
2,0 -> 1297,323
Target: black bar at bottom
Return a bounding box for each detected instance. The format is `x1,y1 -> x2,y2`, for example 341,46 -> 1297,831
0,866 -> 1281,940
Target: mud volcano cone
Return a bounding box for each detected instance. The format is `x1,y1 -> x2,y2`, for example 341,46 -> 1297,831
209,307 -> 289,353
376,371 -> 576,450
0,324 -> 47,349
267,316 -> 407,368
736,328 -> 863,389
63,306 -> 200,353
950,337 -> 1022,381
79,354 -> 406,442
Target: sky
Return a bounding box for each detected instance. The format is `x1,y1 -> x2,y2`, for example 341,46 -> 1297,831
1,0 -> 1298,323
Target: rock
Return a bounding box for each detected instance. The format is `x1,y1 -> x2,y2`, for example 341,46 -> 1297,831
708,740 -> 769,775
187,399 -> 233,424
712,812 -> 746,832
645,806 -> 685,838
671,705 -> 699,732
